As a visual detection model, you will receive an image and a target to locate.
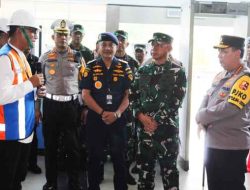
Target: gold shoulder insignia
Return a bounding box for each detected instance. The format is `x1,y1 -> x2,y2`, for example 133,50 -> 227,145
93,69 -> 102,73
113,69 -> 124,74
93,65 -> 102,69
228,75 -> 250,109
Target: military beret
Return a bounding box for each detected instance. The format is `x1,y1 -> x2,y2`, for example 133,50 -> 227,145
114,30 -> 128,39
72,24 -> 84,34
134,44 -> 146,51
51,19 -> 73,34
148,32 -> 173,44
214,35 -> 245,49
98,32 -> 118,45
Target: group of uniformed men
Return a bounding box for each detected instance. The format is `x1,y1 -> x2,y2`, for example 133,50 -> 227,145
0,9 -> 187,190
1,8 -> 250,190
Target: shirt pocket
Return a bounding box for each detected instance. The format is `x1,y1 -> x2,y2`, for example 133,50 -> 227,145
45,62 -> 58,79
62,62 -> 79,77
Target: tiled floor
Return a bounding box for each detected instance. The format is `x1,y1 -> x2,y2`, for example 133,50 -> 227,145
22,154 -> 250,190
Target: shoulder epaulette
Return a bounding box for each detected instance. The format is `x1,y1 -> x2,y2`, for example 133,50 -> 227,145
87,59 -> 97,65
118,59 -> 128,64
168,57 -> 182,68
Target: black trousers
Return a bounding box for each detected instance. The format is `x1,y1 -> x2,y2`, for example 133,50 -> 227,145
28,124 -> 38,168
0,141 -> 30,190
43,98 -> 81,189
86,110 -> 128,190
205,148 -> 248,190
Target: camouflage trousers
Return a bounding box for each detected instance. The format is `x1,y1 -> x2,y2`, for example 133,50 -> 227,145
137,124 -> 179,190
125,121 -> 137,164
125,107 -> 137,164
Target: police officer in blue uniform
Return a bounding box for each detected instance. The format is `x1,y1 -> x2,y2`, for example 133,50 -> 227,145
81,32 -> 133,190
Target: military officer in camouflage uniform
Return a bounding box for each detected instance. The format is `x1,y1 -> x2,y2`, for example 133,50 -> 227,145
132,32 -> 186,190
114,29 -> 140,185
70,24 -> 94,63
39,19 -> 84,190
196,35 -> 250,190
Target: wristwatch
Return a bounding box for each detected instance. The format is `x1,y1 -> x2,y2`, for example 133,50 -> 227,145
115,111 -> 121,118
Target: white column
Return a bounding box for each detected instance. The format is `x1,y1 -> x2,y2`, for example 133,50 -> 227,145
178,0 -> 195,171
106,5 -> 120,32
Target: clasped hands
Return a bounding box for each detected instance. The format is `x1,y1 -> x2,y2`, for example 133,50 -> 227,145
102,111 -> 117,125
138,113 -> 158,134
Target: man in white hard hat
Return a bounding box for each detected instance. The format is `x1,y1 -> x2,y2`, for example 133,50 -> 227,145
0,9 -> 44,190
0,18 -> 9,48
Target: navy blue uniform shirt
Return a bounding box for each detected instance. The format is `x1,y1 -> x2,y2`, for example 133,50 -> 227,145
81,57 -> 133,111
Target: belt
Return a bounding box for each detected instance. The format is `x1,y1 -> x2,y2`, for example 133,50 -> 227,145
45,93 -> 78,102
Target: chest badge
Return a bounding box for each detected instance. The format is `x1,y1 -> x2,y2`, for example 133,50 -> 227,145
219,92 -> 226,98
49,69 -> 56,75
93,76 -> 98,81
113,77 -> 118,82
95,81 -> 102,89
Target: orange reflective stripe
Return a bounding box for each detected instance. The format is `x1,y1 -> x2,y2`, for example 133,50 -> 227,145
0,106 -> 5,124
7,54 -> 18,85
0,132 -> 5,140
10,49 -> 30,80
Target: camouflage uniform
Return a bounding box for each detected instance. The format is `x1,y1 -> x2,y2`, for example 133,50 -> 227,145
132,60 -> 186,190
69,43 -> 94,64
116,53 -> 139,165
69,24 -> 94,64
114,29 -> 140,185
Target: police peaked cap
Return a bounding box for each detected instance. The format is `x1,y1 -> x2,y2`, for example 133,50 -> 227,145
214,35 -> 245,49
98,32 -> 119,45
148,32 -> 173,44
51,19 -> 73,34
